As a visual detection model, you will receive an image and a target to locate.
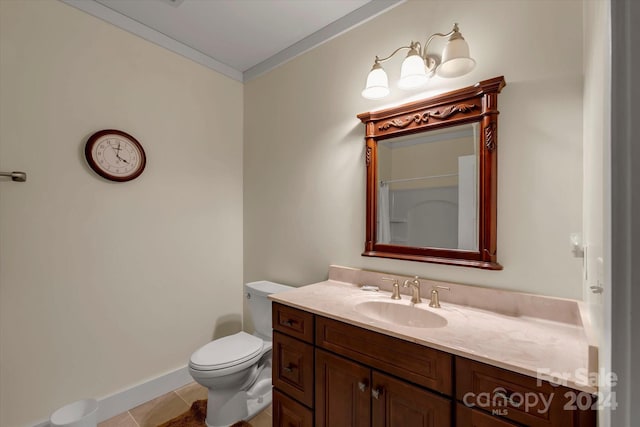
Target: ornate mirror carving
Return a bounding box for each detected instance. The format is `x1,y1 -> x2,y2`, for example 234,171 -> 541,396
358,76 -> 505,269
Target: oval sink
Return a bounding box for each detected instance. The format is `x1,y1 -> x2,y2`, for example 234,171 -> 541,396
355,301 -> 448,329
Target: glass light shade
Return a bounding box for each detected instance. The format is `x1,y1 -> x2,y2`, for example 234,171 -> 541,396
437,37 -> 476,78
398,53 -> 428,90
362,66 -> 390,99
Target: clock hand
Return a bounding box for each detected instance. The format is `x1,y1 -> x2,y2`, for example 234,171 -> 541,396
111,143 -> 124,163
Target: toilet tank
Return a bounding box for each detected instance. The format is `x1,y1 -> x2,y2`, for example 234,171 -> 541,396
244,280 -> 293,340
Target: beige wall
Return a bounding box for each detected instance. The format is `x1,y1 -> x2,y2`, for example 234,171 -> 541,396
244,0 -> 584,297
0,1 -> 243,425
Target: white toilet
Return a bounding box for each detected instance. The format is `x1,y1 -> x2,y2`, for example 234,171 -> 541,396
188,280 -> 292,427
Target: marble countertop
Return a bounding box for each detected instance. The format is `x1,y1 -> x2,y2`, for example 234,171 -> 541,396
270,272 -> 596,394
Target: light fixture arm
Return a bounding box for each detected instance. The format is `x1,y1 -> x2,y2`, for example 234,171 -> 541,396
368,23 -> 462,68
417,23 -> 461,74
421,23 -> 460,59
372,44 -> 416,65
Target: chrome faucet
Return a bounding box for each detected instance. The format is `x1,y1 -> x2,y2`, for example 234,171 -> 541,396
403,276 -> 422,304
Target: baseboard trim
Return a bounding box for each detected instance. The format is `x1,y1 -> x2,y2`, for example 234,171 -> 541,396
33,366 -> 192,426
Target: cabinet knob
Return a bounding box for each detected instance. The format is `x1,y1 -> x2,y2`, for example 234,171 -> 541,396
282,319 -> 294,327
283,364 -> 295,373
358,381 -> 367,392
494,389 -> 522,408
371,388 -> 383,399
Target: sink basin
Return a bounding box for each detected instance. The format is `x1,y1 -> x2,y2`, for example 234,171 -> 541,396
355,300 -> 448,329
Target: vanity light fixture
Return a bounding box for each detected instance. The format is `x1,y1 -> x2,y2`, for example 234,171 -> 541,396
361,23 -> 476,100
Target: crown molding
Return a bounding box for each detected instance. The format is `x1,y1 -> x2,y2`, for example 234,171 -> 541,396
243,0 -> 405,82
61,0 -> 244,81
60,0 -> 404,83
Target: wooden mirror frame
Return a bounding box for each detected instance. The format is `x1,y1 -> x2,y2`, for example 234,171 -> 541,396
357,76 -> 506,270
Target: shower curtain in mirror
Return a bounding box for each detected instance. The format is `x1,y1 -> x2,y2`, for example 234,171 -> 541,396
378,183 -> 391,243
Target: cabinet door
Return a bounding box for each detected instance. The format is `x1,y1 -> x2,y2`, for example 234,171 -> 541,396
371,371 -> 452,427
315,349 -> 370,427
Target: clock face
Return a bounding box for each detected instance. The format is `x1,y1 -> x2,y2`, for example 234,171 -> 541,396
85,130 -> 146,182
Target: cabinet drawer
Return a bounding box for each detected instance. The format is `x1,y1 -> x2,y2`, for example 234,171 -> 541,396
316,316 -> 452,395
456,403 -> 518,426
273,331 -> 314,407
273,302 -> 314,343
456,357 -> 596,427
273,389 -> 314,427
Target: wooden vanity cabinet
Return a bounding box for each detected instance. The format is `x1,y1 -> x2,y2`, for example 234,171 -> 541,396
273,303 -> 452,427
272,302 -> 596,427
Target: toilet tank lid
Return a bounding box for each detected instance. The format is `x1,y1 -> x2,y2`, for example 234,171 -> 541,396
245,280 -> 293,297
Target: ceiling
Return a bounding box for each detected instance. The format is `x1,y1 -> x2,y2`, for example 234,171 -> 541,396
63,0 -> 403,82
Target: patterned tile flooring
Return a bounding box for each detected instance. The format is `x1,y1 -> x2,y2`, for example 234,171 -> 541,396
98,382 -> 272,427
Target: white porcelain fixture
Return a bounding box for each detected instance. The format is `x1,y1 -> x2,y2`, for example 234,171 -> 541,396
49,398 -> 98,427
355,300 -> 448,329
189,281 -> 292,427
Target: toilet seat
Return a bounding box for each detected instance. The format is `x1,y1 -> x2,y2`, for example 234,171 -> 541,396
189,332 -> 264,372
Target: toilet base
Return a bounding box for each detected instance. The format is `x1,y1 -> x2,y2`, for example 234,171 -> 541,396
205,364 -> 273,427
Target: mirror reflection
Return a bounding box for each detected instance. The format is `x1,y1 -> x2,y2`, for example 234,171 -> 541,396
377,123 -> 479,250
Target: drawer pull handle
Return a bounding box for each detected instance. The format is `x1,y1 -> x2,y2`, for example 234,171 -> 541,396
358,381 -> 367,392
371,388 -> 382,399
282,319 -> 296,327
494,389 -> 523,408
283,364 -> 296,373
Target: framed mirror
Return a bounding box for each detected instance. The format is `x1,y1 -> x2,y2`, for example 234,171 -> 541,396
358,76 -> 505,269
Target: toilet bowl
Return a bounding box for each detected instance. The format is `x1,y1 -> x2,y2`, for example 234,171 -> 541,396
188,280 -> 292,427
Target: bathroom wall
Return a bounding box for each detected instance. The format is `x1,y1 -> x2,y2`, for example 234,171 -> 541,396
0,1 -> 243,426
244,0 -> 585,298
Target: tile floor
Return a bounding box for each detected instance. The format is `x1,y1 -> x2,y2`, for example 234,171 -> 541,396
98,382 -> 272,427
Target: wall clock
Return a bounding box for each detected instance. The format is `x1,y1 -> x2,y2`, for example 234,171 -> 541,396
85,129 -> 146,182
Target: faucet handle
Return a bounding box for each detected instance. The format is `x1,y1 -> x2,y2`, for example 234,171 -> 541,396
429,286 -> 450,308
381,277 -> 402,300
